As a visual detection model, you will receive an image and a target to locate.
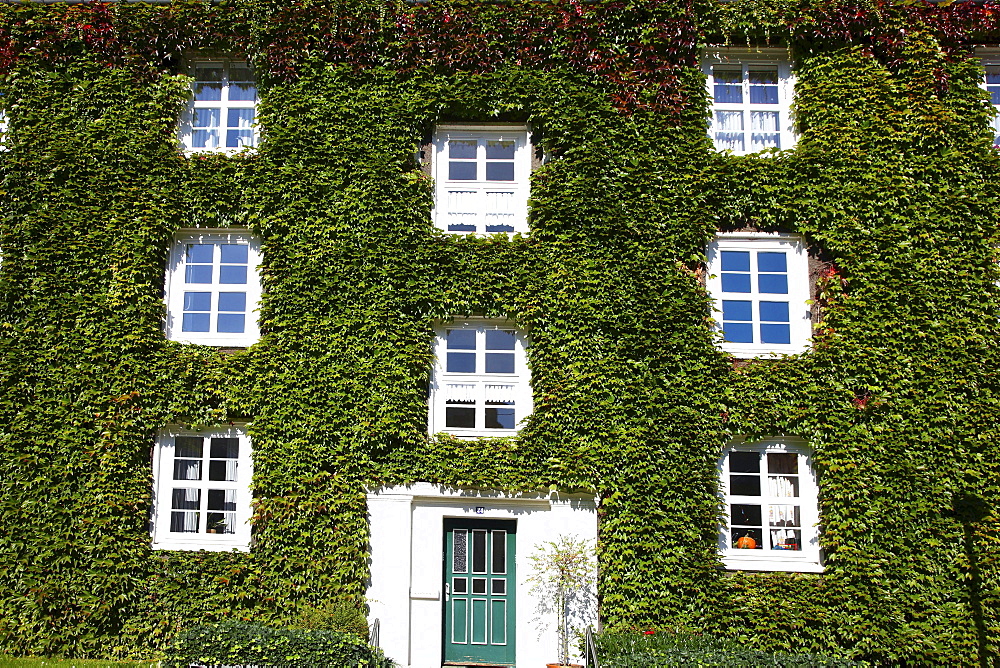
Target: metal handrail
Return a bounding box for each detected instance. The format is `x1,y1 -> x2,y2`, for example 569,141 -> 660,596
369,617 -> 381,647
585,624 -> 600,668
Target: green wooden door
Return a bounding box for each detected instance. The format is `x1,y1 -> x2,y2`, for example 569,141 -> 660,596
443,518 -> 516,666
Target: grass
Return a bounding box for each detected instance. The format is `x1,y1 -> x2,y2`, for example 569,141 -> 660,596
0,658 -> 157,668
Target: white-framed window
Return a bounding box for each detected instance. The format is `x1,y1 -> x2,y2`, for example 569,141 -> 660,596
983,59 -> 1000,147
164,230 -> 262,347
429,319 -> 532,437
706,232 -> 811,357
151,426 -> 253,551
432,125 -> 531,235
179,60 -> 258,153
704,49 -> 795,154
720,437 -> 821,573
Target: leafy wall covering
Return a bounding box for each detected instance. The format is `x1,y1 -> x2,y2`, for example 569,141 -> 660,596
0,0 -> 998,663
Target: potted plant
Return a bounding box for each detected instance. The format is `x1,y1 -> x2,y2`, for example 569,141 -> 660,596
526,534 -> 597,668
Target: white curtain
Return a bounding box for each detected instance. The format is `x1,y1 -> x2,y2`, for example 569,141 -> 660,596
484,383 -> 515,404
445,382 -> 477,403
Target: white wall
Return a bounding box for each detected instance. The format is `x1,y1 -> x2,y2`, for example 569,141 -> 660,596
366,483 -> 599,668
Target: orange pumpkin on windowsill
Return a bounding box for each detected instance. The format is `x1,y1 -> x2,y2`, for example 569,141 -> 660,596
735,535 -> 757,549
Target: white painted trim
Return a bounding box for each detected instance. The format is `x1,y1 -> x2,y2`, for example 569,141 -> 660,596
164,229 -> 262,347
431,125 -> 531,235
429,318 -> 533,437
151,424 -> 253,552
366,483 -> 598,668
719,436 -> 823,573
706,232 -> 811,357
703,48 -> 796,154
178,59 -> 260,154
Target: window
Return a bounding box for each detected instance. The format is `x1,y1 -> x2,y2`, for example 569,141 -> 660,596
164,230 -> 262,346
704,50 -> 795,154
180,60 -> 258,152
985,62 -> 1000,146
706,233 -> 811,357
720,438 -> 821,572
151,426 -> 253,551
432,125 -> 531,235
429,320 -> 532,437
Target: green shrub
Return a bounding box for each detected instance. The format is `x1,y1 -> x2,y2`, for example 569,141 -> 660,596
594,630 -> 857,667
161,621 -> 394,668
295,601 -> 370,639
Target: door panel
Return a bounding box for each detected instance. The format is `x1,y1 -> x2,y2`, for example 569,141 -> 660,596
444,519 -> 516,665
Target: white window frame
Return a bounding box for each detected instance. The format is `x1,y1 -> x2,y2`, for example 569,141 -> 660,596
431,124 -> 531,235
703,48 -> 796,154
429,318 -> 532,438
706,232 -> 811,357
720,437 -> 822,573
164,229 -> 262,347
151,425 -> 253,551
179,59 -> 259,154
977,48 -> 1000,147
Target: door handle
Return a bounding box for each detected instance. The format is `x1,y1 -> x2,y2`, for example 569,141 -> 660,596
445,583 -> 450,601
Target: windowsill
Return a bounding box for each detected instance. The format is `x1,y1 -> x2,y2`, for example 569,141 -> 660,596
722,554 -> 824,574
167,335 -> 258,347
435,430 -> 520,439
181,146 -> 259,158
152,539 -> 251,552
719,343 -> 810,358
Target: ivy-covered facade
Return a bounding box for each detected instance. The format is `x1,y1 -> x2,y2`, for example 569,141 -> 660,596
0,0 -> 998,664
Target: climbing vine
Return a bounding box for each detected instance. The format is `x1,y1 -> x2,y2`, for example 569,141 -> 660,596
0,0 -> 998,664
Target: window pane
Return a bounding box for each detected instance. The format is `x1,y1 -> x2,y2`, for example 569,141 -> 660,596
768,453 -> 798,474
446,406 -> 476,428
449,162 -> 477,180
194,66 -> 223,82
987,67 -> 1000,85
217,313 -> 245,333
749,69 -> 779,104
185,264 -> 213,284
453,530 -> 468,573
721,251 -> 750,272
182,313 -> 210,332
715,110 -> 743,131
173,459 -> 201,481
186,245 -> 214,263
731,528 -> 763,549
729,451 -> 760,473
721,273 -> 751,293
219,265 -> 248,284
220,244 -> 248,264
227,108 -> 255,129
730,474 -> 761,496
208,459 -> 238,481
472,530 -> 487,573
174,436 -> 204,459
758,274 -> 788,294
449,139 -> 477,159
750,132 -> 780,151
767,475 -> 800,497
760,323 -> 790,344
486,329 -> 516,350
485,223 -> 515,233
722,300 -> 752,321
491,578 -> 506,594
449,222 -> 477,232
447,329 -> 476,349
769,504 -> 800,527
770,528 -> 801,551
485,353 -> 515,374
207,488 -> 237,512
492,531 -> 506,573
759,301 -> 789,322
206,512 -> 235,534
171,487 -> 200,509
192,129 -> 219,149
486,140 -> 515,159
182,291 -> 211,311
730,503 -> 762,526
193,107 -> 221,128
485,162 -> 515,181
750,111 -> 780,132
229,83 -> 257,102
170,511 -> 199,533
210,438 -> 240,459
453,577 -> 468,593
218,292 -> 246,312
447,352 -> 476,373
713,68 -> 742,103
472,577 -> 487,594
722,322 -> 753,343
485,407 -> 515,429
757,251 -> 787,273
